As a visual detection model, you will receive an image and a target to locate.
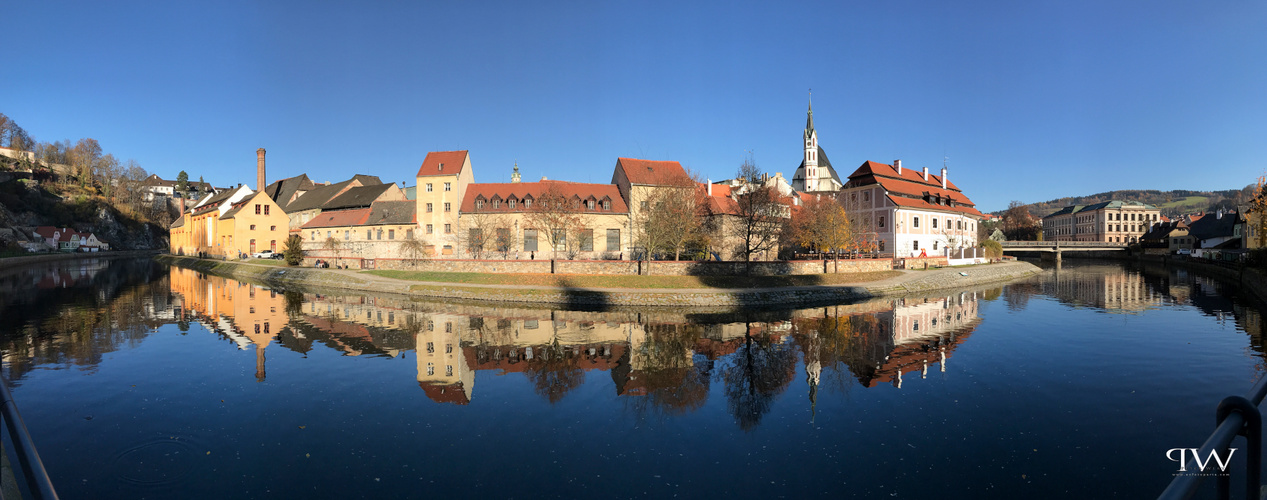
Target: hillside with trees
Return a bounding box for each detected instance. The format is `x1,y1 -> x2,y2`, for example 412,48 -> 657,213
0,112 -> 170,253
998,187 -> 1259,219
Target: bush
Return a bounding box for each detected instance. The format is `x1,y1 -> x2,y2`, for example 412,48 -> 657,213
283,234 -> 304,266
1247,248 -> 1267,271
980,239 -> 1003,260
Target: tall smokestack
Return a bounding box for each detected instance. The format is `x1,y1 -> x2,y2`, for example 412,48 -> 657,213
256,148 -> 266,192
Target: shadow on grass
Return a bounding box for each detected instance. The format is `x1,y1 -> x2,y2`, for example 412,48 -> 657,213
552,276 -> 613,312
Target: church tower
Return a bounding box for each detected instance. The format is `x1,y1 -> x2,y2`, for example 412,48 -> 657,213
804,97 -> 819,192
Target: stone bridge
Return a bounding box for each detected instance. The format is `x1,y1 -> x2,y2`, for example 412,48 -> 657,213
1000,241 -> 1128,262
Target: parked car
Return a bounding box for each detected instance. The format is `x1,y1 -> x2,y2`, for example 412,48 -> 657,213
252,250 -> 275,259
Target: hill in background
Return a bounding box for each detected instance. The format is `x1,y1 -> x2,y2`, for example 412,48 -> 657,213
1001,186 -> 1259,219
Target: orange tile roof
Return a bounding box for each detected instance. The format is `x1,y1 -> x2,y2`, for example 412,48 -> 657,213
849,160 -> 962,191
415,150 -> 468,178
460,180 -> 629,214
845,160 -> 983,217
615,158 -> 688,186
297,208 -> 372,229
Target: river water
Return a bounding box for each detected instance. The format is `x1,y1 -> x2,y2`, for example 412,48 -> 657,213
0,258 -> 1263,499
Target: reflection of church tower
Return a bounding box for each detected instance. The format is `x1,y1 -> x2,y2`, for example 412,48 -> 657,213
805,330 -> 821,422
804,97 -> 819,192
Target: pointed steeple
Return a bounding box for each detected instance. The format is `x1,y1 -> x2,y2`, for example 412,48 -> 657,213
511,161 -> 521,183
805,93 -> 815,135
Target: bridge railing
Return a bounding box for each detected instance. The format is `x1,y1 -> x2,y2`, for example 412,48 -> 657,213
1000,241 -> 1128,248
1158,375 -> 1267,500
1,379 -> 59,499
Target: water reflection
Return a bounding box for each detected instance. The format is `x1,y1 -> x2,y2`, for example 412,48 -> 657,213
159,266 -> 993,424
4,259 -> 1264,424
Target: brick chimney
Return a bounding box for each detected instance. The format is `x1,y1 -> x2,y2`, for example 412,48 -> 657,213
256,148 -> 266,192
894,159 -> 902,175
941,167 -> 948,190
922,166 -> 929,182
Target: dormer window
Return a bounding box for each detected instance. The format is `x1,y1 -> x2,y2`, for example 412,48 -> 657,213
508,198 -> 517,209
492,198 -> 501,209
523,197 -> 533,209
602,199 -> 610,210
438,163 -> 444,172
475,198 -> 485,210
586,199 -> 595,210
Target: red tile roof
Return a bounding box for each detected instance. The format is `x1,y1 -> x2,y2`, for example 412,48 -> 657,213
460,180 -> 629,214
415,150 -> 469,178
845,160 -> 983,217
848,160 -> 962,191
418,382 -> 470,405
297,208 -> 372,229
614,158 -> 689,186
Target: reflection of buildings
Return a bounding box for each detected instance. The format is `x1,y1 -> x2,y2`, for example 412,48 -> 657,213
1040,263 -> 1165,313
164,272 -> 991,408
169,267 -> 288,381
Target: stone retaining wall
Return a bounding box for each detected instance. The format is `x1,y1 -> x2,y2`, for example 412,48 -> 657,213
302,255 -> 893,275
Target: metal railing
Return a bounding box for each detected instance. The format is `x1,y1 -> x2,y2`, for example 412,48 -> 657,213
0,380 -> 58,500
1000,241 -> 1128,248
1158,376 -> 1267,500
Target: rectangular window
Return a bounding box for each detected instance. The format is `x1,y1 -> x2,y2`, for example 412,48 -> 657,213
553,229 -> 567,251
426,203 -> 433,213
524,229 -> 538,251
640,201 -> 648,210
406,229 -> 413,240
586,200 -> 595,210
475,199 -> 484,210
444,182 -> 451,192
426,183 -> 433,192
344,230 -> 349,240
580,229 -> 593,251
606,229 -> 620,252
524,198 -> 532,209
255,204 -> 261,215
508,199 -> 516,209
377,230 -> 383,240
442,245 -> 453,255
932,218 -> 938,229
426,224 -> 433,234
366,230 -> 372,239
492,199 -> 501,209
878,216 -> 885,228
913,241 -> 919,251
913,217 -> 920,228
388,230 -> 395,240
602,199 -> 610,210
469,228 -> 483,251
270,225 -> 276,231
264,205 -> 269,215
250,224 -> 256,230
444,202 -> 451,212
444,224 -> 451,234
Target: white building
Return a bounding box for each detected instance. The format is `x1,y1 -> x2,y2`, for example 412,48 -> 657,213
838,160 -> 984,259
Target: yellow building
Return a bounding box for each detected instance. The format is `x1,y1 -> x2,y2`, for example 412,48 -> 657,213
218,191 -> 291,258
415,150 -> 474,257
459,180 -> 631,260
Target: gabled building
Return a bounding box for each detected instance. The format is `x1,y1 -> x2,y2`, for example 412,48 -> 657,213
1187,210 -> 1242,250
839,160 -> 983,258
460,180 -> 630,259
281,175 -> 384,228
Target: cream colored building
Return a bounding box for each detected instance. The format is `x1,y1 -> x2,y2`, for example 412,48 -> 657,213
1041,200 -> 1160,243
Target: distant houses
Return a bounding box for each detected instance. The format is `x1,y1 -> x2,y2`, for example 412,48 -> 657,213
32,226 -> 109,252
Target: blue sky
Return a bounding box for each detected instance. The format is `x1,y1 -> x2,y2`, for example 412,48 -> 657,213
3,1 -> 1264,212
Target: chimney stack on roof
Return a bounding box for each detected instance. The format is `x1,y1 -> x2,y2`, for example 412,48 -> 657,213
707,179 -> 712,196
922,166 -> 929,182
895,159 -> 902,175
941,167 -> 948,190
256,148 -> 266,192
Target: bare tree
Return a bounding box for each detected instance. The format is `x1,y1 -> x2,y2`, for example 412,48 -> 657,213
323,236 -> 343,268
463,211 -> 509,260
96,153 -> 121,200
526,183 -> 580,261
494,226 -> 518,260
638,168 -> 704,262
399,231 -> 429,267
730,157 -> 789,266
71,138 -> 102,188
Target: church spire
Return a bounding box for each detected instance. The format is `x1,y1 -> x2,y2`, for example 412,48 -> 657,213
511,161 -> 521,183
806,91 -> 815,134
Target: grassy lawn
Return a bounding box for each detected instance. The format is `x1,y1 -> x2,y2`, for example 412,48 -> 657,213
244,258 -> 287,267
365,269 -> 903,289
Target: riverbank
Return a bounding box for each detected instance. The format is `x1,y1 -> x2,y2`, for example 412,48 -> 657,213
0,249 -> 163,271
155,254 -> 1041,309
